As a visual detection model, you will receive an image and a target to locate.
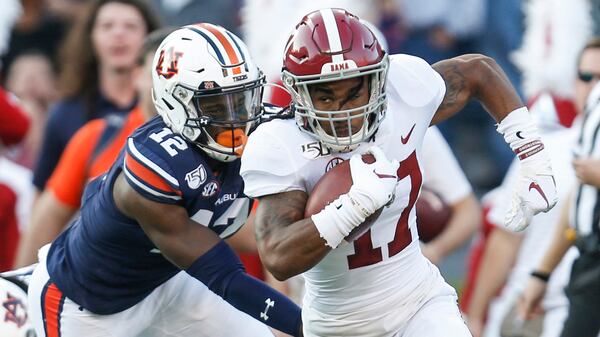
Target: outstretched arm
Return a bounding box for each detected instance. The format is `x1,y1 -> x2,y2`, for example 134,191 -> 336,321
113,173 -> 302,336
431,54 -> 523,125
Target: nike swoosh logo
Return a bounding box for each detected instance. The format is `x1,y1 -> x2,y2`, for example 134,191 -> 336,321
516,131 -> 525,139
373,169 -> 396,179
528,182 -> 550,208
401,124 -> 416,144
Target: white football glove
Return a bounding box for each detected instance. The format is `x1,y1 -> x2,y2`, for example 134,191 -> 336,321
505,162 -> 558,231
311,145 -> 399,248
498,107 -> 558,232
347,145 -> 400,217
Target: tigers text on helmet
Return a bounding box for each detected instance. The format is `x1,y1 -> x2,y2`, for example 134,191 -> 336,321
282,8 -> 388,152
152,23 -> 265,162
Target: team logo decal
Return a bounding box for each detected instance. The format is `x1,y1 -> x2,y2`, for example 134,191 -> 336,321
201,81 -> 216,90
185,164 -> 207,189
301,141 -> 331,160
155,47 -> 183,79
325,157 -> 345,172
202,181 -> 220,197
3,292 -> 27,328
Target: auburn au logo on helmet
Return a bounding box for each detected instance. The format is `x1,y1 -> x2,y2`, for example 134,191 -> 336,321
155,47 -> 183,79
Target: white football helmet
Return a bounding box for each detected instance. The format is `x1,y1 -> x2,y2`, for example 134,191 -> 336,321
0,276 -> 34,337
152,23 -> 265,162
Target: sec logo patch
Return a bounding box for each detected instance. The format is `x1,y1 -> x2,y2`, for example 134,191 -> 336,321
202,181 -> 219,197
325,157 -> 345,172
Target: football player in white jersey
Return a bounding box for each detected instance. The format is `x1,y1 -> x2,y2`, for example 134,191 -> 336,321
240,8 -> 558,337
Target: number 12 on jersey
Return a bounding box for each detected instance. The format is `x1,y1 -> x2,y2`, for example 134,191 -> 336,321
149,127 -> 188,156
347,151 -> 421,269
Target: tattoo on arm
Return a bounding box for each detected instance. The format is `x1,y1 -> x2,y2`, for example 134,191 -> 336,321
433,61 -> 468,112
255,191 -> 308,241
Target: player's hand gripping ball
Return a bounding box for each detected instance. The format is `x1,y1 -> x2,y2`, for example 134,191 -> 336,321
305,154 -> 385,242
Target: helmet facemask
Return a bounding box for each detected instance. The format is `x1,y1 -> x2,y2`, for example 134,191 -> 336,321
283,55 -> 389,152
176,75 -> 265,162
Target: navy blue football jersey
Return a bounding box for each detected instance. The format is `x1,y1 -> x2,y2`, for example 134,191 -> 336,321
46,116 -> 250,314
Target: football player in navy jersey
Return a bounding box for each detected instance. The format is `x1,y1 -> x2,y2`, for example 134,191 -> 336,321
27,24 -> 302,337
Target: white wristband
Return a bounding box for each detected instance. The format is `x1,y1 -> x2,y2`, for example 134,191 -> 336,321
311,194 -> 366,248
497,107 -> 546,163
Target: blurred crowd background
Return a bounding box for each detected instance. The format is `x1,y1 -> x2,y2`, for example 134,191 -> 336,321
2,1 -> 600,336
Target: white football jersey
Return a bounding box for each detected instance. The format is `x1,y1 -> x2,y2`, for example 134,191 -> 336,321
241,54 -> 448,336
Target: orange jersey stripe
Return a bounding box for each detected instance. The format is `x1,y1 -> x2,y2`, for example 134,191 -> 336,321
197,23 -> 242,74
125,152 -> 181,196
44,283 -> 64,337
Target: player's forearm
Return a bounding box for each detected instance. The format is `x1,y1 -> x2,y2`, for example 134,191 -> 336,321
257,217 -> 330,281
432,54 -> 523,125
467,228 -> 521,320
255,191 -> 332,280
536,201 -> 573,274
428,194 -> 480,259
186,240 -> 303,337
467,55 -> 523,122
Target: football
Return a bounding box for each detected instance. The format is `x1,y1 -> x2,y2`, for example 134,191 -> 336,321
416,188 -> 452,243
304,154 -> 384,242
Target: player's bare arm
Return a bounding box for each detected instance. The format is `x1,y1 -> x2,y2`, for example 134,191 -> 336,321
113,173 -> 221,268
433,54 -> 557,232
431,54 -> 523,125
255,190 -> 331,280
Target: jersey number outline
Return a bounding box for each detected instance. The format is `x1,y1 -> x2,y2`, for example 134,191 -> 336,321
149,128 -> 188,157
347,151 -> 421,269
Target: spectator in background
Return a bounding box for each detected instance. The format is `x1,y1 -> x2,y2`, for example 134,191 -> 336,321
0,88 -> 29,148
13,27 -> 173,268
392,0 -> 485,63
150,0 -> 241,34
0,0 -> 34,274
32,0 -> 160,193
0,87 -> 33,272
46,0 -> 88,22
519,60 -> 600,337
4,50 -> 57,168
1,0 -> 68,76
0,158 -> 32,272
0,0 -> 21,69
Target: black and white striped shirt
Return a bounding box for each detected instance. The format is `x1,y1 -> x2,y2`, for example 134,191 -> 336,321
572,83 -> 600,236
